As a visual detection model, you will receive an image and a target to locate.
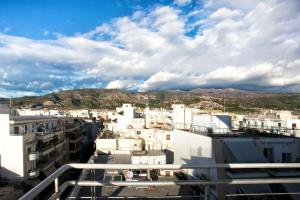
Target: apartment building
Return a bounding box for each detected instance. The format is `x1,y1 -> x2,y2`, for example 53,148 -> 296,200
64,118 -> 85,161
233,110 -> 300,137
173,129 -> 300,199
66,109 -> 90,118
0,107 -> 69,183
17,108 -> 66,117
106,104 -> 145,133
144,107 -> 172,129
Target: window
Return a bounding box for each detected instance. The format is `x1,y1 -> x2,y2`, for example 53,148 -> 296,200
292,123 -> 297,129
24,125 -> 28,133
14,126 -> 19,134
136,131 -> 141,135
263,148 -> 273,162
278,123 -> 281,127
282,153 -> 292,163
166,135 -> 170,140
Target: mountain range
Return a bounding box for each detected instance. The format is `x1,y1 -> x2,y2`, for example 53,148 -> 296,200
2,88 -> 300,113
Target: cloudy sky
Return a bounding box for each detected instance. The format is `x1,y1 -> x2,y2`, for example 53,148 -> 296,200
0,0 -> 299,97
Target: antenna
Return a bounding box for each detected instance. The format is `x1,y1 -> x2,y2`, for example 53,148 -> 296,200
223,94 -> 226,113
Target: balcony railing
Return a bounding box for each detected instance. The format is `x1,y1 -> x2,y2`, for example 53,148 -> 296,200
20,163 -> 300,200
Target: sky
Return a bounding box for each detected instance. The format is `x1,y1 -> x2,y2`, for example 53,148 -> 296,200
0,0 -> 300,97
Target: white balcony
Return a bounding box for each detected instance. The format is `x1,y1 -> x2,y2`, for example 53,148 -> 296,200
28,169 -> 39,179
29,152 -> 39,161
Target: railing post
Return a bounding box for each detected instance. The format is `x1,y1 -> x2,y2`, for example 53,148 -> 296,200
54,178 -> 59,200
205,185 -> 209,200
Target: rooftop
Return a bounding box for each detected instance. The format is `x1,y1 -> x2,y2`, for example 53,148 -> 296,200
9,115 -> 60,124
132,150 -> 165,156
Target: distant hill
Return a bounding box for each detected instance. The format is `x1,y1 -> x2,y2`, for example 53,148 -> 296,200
2,88 -> 300,113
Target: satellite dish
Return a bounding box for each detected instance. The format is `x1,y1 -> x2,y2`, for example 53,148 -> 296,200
127,171 -> 133,179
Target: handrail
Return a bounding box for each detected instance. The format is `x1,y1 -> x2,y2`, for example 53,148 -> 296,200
20,163 -> 300,200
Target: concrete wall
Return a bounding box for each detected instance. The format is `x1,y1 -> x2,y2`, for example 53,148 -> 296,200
193,114 -> 231,133
131,154 -> 166,165
0,114 -> 26,181
258,138 -> 300,162
95,138 -> 142,154
172,104 -> 192,126
173,129 -> 217,180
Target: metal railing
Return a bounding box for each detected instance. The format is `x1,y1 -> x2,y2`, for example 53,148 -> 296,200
19,163 -> 300,200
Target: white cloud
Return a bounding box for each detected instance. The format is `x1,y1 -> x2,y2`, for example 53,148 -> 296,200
174,0 -> 191,6
210,7 -> 241,19
0,0 -> 300,96
106,80 -> 138,90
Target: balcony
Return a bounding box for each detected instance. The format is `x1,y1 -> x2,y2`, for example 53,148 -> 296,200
36,129 -> 63,141
29,152 -> 39,161
39,144 -> 55,156
65,123 -> 80,132
55,140 -> 64,149
69,134 -> 84,143
38,156 -> 56,172
28,169 -> 39,179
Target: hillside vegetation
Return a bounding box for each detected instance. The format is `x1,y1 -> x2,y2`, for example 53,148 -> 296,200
2,88 -> 300,113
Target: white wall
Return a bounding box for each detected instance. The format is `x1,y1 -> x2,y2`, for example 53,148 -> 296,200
132,154 -> 166,165
193,114 -> 231,133
95,138 -> 142,154
0,114 -> 26,181
173,130 -> 217,180
259,138 -> 299,163
172,104 -> 192,127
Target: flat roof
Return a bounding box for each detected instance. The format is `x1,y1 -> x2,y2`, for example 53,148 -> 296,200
95,154 -> 131,164
9,115 -> 60,124
132,150 -> 165,156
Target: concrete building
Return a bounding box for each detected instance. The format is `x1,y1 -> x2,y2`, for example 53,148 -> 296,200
64,118 -> 85,161
131,150 -> 172,176
233,110 -> 300,137
17,108 -> 66,117
173,129 -> 300,199
144,107 -> 172,129
192,114 -> 232,133
95,138 -> 143,154
106,104 -> 145,133
0,106 -> 69,182
171,104 -> 193,129
67,109 -> 90,118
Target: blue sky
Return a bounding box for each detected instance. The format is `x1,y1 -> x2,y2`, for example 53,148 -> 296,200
0,0 -> 300,97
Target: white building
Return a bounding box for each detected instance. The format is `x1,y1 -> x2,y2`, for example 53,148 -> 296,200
131,150 -> 172,176
173,129 -> 300,199
107,104 -> 145,133
144,107 -> 172,129
67,109 -> 90,118
17,108 -> 66,117
0,106 -> 69,182
95,138 -> 143,154
192,114 -> 232,133
234,110 -> 300,137
171,104 -> 193,129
